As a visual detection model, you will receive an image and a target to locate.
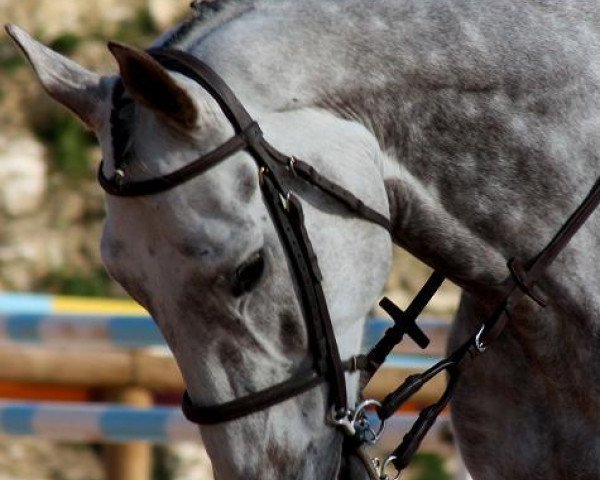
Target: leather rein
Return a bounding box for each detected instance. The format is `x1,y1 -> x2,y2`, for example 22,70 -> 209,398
97,48 -> 600,480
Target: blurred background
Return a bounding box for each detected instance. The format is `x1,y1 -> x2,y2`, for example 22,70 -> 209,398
0,1 -> 464,479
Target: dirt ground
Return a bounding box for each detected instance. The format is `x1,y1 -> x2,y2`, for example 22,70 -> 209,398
0,438 -> 215,480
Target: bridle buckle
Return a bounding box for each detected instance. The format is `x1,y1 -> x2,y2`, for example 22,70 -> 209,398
288,156 -> 298,176
280,191 -> 292,211
474,324 -> 488,353
330,407 -> 356,436
258,166 -> 267,186
115,169 -> 125,185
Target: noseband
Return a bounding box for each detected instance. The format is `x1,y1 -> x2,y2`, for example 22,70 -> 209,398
98,48 -> 600,480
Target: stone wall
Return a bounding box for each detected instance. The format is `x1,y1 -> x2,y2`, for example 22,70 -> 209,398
0,0 -> 184,38
0,1 -> 190,292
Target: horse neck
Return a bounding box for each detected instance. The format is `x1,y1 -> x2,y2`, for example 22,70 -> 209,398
157,5 -> 600,478
170,0 -> 598,300
166,2 -> 501,289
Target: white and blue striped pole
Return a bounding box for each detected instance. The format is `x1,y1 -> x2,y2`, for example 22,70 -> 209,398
0,313 -> 447,347
0,401 -> 199,444
0,292 -> 449,385
0,401 -> 449,449
0,313 -> 164,348
0,314 -> 445,371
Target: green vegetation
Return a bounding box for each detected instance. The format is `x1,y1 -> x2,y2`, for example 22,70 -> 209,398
0,40 -> 26,74
112,6 -> 160,45
2,28 -> 93,182
134,6 -> 160,37
411,453 -> 453,480
31,107 -> 96,180
152,446 -> 172,480
49,33 -> 82,55
34,267 -> 113,297
0,31 -> 80,76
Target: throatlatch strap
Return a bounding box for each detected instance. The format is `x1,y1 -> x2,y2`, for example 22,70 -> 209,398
262,142 -> 391,231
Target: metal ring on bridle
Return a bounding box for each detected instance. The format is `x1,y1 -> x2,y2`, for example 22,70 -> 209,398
115,169 -> 125,185
280,191 -> 292,211
351,399 -> 386,443
258,166 -> 267,186
288,156 -> 297,175
276,189 -> 293,211
378,455 -> 401,480
475,324 -> 488,353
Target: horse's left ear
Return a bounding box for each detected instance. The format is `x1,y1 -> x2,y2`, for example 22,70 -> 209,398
5,24 -> 109,131
107,42 -> 198,130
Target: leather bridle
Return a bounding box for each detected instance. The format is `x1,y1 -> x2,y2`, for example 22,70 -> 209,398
98,47 -> 600,480
99,46 -> 390,424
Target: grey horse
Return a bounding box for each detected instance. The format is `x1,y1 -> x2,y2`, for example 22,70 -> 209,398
6,0 -> 600,478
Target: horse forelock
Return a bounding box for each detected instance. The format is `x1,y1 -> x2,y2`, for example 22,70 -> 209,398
110,0 -> 254,170
109,80 -> 136,170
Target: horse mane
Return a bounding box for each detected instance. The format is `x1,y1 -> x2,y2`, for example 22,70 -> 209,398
190,0 -> 232,22
162,0 -> 255,50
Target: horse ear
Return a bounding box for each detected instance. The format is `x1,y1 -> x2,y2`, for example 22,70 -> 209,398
5,24 -> 108,131
107,42 -> 198,130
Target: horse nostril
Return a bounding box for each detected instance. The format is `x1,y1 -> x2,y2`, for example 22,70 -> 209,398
231,250 -> 265,297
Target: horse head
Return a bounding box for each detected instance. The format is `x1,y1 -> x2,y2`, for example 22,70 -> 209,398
7,24 -> 392,479
8,0 -> 600,476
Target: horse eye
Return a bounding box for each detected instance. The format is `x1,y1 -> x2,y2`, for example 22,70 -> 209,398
231,250 -> 265,297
